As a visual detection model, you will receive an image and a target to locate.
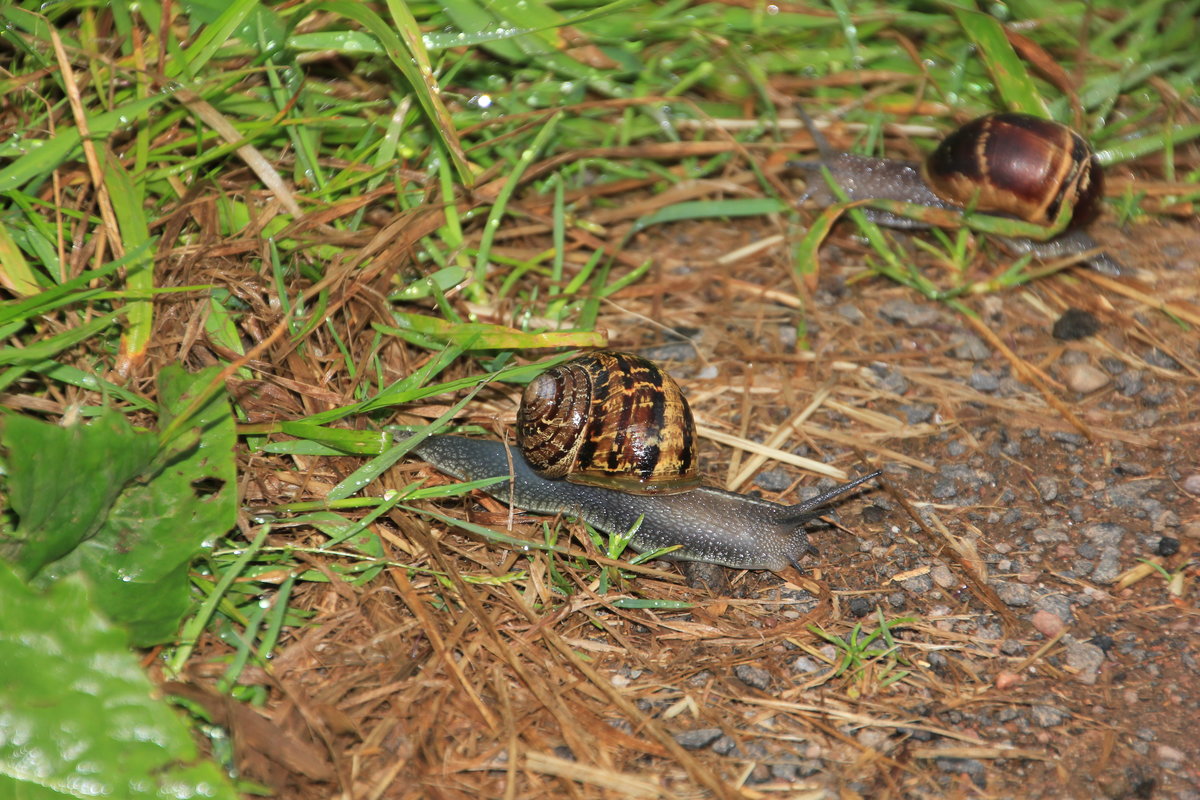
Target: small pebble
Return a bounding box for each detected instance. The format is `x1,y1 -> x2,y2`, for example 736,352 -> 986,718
674,728 -> 723,750
968,368 -> 1001,392
1000,639 -> 1025,656
1157,537 -> 1180,557
1157,743 -> 1187,768
1082,523 -> 1126,547
1032,610 -> 1066,638
1182,474 -> 1200,496
897,403 -> 935,425
1064,363 -> 1110,394
1035,477 -> 1059,502
995,581 -> 1032,607
733,663 -> 772,691
1052,308 -> 1100,340
836,303 -> 866,324
879,298 -> 942,327
935,757 -> 987,788
994,671 -> 1022,690
791,656 -> 821,674
1034,594 -> 1075,626
1064,638 -> 1105,685
930,564 -> 956,589
847,597 -> 873,617
1030,704 -> 1068,727
949,333 -> 990,361
753,468 -> 793,493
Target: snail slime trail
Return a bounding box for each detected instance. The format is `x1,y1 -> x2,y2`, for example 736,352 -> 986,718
408,351 -> 883,572
790,111 -> 1123,275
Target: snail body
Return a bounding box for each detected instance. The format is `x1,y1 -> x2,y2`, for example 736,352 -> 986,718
411,433 -> 878,572
791,112 -> 1123,274
408,351 -> 880,571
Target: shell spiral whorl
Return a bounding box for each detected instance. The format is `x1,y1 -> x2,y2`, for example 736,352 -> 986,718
516,351 -> 701,495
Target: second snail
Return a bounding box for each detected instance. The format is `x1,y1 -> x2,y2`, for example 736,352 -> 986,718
789,111 -> 1124,275
407,351 -> 881,572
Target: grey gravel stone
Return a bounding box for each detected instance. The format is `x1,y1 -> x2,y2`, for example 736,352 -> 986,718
899,573 -> 934,593
637,342 -> 696,363
1129,409 -> 1161,429
1034,594 -> 1075,626
1033,525 -> 1069,543
935,757 -> 987,788
1108,480 -> 1163,508
1145,348 -> 1181,370
949,333 -> 990,361
1092,548 -> 1123,584
734,663 -> 772,691
1035,477 -> 1059,502
1000,639 -> 1025,656
931,564 -> 956,588
791,656 -> 822,674
769,762 -> 800,782
674,727 -> 723,750
898,403 -> 935,425
1050,431 -> 1088,447
1030,704 -> 1068,727
994,581 -> 1032,607
753,468 -> 793,493
880,298 -> 942,327
710,735 -> 738,756
1082,523 -> 1126,547
870,363 -> 909,395
1065,638 -> 1105,684
968,368 -> 1001,392
932,477 -> 959,500
1115,370 -> 1145,397
836,303 -> 866,324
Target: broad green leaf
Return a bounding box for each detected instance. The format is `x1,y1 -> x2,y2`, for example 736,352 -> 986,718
0,563 -> 238,800
0,410 -> 159,578
2,365 -> 236,646
72,364 -> 236,646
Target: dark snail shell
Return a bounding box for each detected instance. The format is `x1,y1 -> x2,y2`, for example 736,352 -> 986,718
921,112 -> 1104,227
516,351 -> 701,495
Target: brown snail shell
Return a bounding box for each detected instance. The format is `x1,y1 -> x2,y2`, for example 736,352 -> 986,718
516,351 -> 701,495
921,112 -> 1104,227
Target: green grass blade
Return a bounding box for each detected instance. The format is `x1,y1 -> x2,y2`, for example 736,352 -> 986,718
952,8 -> 1048,116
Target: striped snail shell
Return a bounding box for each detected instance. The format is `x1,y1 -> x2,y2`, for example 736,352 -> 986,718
921,112 -> 1104,228
516,351 -> 701,495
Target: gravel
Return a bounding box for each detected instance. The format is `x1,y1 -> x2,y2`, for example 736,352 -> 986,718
1064,637 -> 1106,684
734,663 -> 773,690
674,727 -> 723,750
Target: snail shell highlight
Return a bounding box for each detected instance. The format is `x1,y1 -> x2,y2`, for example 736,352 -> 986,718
517,351 -> 700,495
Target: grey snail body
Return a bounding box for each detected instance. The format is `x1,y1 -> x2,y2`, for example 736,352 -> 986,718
411,433 -> 879,572
408,351 -> 880,572
790,112 -> 1124,275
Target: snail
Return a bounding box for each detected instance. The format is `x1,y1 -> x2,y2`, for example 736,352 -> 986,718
789,111 -> 1124,275
408,351 -> 881,572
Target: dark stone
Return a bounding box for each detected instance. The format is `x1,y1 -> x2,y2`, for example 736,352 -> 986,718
1052,308 -> 1100,340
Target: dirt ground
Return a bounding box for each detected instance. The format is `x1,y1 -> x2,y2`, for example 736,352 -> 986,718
183,184 -> 1199,799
